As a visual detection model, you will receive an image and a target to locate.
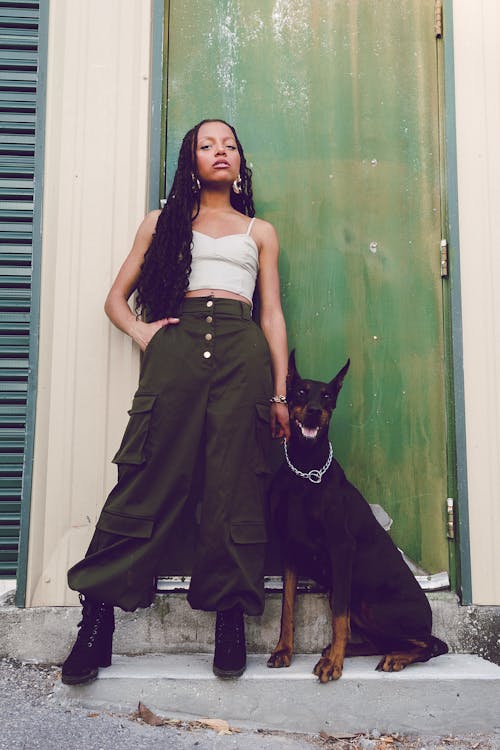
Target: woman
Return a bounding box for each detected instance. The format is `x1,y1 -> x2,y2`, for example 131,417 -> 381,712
61,119 -> 289,685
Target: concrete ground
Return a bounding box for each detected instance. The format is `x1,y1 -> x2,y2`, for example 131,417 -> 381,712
1,658 -> 499,750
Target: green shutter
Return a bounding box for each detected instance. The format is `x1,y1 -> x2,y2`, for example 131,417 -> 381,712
0,0 -> 48,600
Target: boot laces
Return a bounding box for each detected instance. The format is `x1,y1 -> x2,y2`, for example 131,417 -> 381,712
215,609 -> 244,646
76,595 -> 109,648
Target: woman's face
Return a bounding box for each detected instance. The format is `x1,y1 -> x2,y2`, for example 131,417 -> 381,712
195,121 -> 241,188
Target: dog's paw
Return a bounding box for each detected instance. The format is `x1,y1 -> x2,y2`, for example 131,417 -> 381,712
313,656 -> 343,683
267,648 -> 292,668
376,654 -> 411,672
321,643 -> 331,657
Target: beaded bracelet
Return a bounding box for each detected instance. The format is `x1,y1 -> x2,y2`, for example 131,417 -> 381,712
269,395 -> 287,404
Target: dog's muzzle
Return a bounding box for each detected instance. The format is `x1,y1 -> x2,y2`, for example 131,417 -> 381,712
295,420 -> 320,440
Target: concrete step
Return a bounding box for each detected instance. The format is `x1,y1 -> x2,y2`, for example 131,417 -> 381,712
56,653 -> 500,736
3,592 -> 500,666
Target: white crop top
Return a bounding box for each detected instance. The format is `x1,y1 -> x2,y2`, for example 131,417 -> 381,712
187,217 -> 259,303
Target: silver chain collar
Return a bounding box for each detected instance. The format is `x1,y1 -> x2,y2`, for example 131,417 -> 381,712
283,440 -> 333,484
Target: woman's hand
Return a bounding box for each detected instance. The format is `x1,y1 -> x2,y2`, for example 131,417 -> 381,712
130,317 -> 180,352
270,402 -> 290,440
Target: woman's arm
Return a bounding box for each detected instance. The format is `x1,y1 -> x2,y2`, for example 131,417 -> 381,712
256,221 -> 290,440
104,210 -> 179,351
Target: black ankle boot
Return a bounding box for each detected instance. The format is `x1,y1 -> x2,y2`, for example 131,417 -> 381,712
213,605 -> 246,678
61,594 -> 115,685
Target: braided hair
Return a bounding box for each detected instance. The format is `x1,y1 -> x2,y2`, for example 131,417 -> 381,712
135,119 -> 255,321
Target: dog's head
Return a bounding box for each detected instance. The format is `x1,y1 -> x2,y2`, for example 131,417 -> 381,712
286,350 -> 350,445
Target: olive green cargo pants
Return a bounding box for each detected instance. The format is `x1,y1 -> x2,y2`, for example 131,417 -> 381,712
67,297 -> 273,614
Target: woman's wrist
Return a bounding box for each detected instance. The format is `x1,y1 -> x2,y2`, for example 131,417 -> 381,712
269,394 -> 287,404
128,317 -> 147,346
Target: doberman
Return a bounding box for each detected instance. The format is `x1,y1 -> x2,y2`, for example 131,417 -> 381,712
267,351 -> 448,683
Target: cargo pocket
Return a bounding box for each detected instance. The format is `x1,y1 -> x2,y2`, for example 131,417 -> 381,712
97,509 -> 154,539
112,393 -> 157,466
230,522 -> 268,544
254,401 -> 272,475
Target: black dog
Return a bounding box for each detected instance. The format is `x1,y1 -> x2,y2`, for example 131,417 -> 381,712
267,351 -> 448,682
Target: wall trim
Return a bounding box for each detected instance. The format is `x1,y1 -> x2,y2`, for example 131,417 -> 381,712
442,0 -> 472,605
148,0 -> 166,209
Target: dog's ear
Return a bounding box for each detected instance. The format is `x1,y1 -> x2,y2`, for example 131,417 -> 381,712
329,358 -> 350,396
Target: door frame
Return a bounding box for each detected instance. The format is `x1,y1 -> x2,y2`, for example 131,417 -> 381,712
147,0 -> 472,603
440,0 -> 472,604
148,0 -> 168,211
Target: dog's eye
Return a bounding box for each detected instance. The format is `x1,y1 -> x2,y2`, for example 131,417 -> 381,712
297,388 -> 306,397
322,393 -> 331,402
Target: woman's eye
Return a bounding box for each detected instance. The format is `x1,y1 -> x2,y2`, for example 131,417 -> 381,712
227,145 -> 237,150
200,144 -> 211,150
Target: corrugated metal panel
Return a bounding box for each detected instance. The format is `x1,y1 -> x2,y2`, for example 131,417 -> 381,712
0,0 -> 41,578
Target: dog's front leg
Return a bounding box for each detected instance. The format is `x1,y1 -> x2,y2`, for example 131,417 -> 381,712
313,544 -> 353,682
314,609 -> 350,682
267,563 -> 298,668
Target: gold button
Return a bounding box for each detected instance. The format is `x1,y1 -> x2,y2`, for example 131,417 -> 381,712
205,333 -> 213,341
205,315 -> 213,323
203,351 -> 211,359
206,300 -> 214,308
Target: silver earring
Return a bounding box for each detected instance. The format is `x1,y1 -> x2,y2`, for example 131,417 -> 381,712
232,175 -> 242,195
191,173 -> 201,193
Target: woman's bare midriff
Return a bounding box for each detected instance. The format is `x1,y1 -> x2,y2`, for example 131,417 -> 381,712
185,289 -> 252,306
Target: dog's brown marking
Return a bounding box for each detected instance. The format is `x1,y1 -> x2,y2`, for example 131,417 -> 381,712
267,565 -> 298,669
313,612 -> 350,682
375,638 -> 442,672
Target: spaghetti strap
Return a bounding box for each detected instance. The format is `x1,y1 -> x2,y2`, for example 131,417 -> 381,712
246,217 -> 256,235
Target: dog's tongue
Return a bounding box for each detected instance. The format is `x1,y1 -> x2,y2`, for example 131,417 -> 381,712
301,425 -> 319,439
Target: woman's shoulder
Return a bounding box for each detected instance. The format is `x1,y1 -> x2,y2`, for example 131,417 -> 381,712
133,209 -> 162,245
251,216 -> 279,249
251,216 -> 274,232
143,209 -> 162,232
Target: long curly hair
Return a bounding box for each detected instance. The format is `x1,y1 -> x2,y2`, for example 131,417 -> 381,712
135,119 -> 255,321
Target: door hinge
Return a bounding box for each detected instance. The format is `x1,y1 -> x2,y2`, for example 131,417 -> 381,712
446,497 -> 455,539
440,239 -> 448,277
435,0 -> 443,38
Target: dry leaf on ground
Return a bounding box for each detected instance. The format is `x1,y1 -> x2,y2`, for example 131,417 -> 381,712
198,717 -> 241,735
133,704 -> 240,735
320,731 -> 361,741
135,702 -> 171,727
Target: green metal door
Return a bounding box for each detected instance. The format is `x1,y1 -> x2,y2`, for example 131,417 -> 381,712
161,0 -> 449,578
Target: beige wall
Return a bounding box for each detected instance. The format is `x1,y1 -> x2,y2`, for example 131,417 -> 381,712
452,0 -> 500,604
26,0 -> 152,605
